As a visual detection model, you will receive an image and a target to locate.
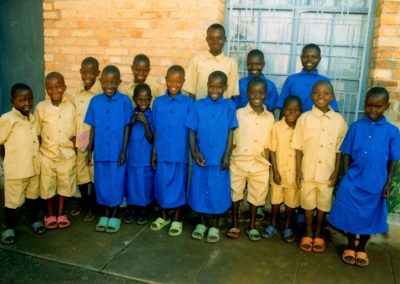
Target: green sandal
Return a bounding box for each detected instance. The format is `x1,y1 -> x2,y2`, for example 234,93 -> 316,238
191,224 -> 207,240
106,218 -> 121,233
96,216 -> 109,232
150,217 -> 171,231
168,221 -> 183,237
246,228 -> 261,241
206,227 -> 220,243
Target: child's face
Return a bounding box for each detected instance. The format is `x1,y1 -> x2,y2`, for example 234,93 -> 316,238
46,77 -> 66,104
247,55 -> 265,77
207,78 -> 227,101
311,83 -> 334,112
283,101 -> 302,125
134,91 -> 152,112
165,72 -> 184,96
100,73 -> 121,97
206,29 -> 226,56
80,63 -> 100,90
247,84 -> 266,109
12,90 -> 33,116
131,61 -> 150,84
301,48 -> 321,72
365,96 -> 389,121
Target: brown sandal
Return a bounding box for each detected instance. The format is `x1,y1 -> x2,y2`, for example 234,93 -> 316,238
312,237 -> 326,253
355,251 -> 369,267
299,236 -> 313,252
341,249 -> 356,265
226,227 -> 241,239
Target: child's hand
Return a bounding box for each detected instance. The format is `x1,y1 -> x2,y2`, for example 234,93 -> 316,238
118,152 -> 126,166
296,171 -> 303,189
151,151 -> 157,169
136,112 -> 148,125
221,154 -> 230,169
130,116 -> 136,125
194,152 -> 206,167
383,183 -> 391,198
272,170 -> 282,185
328,172 -> 338,187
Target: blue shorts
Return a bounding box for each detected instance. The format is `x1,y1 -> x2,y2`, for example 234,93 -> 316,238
125,166 -> 154,207
94,161 -> 126,207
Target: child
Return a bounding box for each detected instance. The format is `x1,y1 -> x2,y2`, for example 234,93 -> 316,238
71,56 -> 101,221
186,71 -> 237,243
264,96 -> 302,243
85,65 -> 132,233
228,77 -> 275,241
151,65 -> 192,236
0,84 -> 45,244
126,54 -> 162,105
276,44 -> 338,112
125,84 -> 154,225
329,87 -> 400,267
184,23 -> 239,99
291,80 -> 347,252
233,49 -> 279,111
35,72 -> 77,229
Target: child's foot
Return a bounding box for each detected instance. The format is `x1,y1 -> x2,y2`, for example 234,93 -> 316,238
136,214 -> 148,225
31,220 -> 46,234
355,251 -> 369,267
150,217 -> 171,231
168,221 -> 183,237
1,228 -> 15,245
123,213 -> 136,224
44,216 -> 57,229
281,228 -> 295,243
246,228 -> 261,241
71,208 -> 83,217
96,216 -> 109,232
83,210 -> 96,222
206,227 -> 220,243
299,236 -> 313,252
262,225 -> 277,239
106,218 -> 121,233
341,249 -> 356,265
226,227 -> 240,239
312,237 -> 326,253
57,215 -> 71,229
192,224 -> 207,240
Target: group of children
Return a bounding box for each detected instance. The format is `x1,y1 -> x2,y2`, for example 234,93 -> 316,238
1,23 -> 399,268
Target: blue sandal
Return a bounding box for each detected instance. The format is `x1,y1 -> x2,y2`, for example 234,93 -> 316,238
106,217 -> 121,233
96,216 -> 109,232
281,228 -> 295,243
262,225 -> 277,239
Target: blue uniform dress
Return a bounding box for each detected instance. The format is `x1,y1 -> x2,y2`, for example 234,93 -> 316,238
152,91 -> 193,209
276,69 -> 339,112
125,108 -> 154,207
185,96 -> 238,214
329,117 -> 400,234
233,73 -> 278,111
84,92 -> 133,207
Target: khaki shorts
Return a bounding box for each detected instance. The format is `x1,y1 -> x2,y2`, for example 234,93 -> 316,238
300,181 -> 333,212
76,151 -> 94,185
230,160 -> 269,206
270,182 -> 300,209
4,175 -> 40,209
40,155 -> 77,199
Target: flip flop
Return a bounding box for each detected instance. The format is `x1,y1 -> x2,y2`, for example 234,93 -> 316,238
262,225 -> 277,239
192,224 -> 208,240
57,215 -> 71,229
168,221 -> 183,237
44,216 -> 57,229
299,236 -> 313,252
206,227 -> 220,243
106,217 -> 121,233
246,228 -> 261,241
96,216 -> 109,232
83,211 -> 96,222
1,229 -> 15,245
226,227 -> 241,239
150,217 -> 171,231
355,251 -> 369,267
312,237 -> 326,253
342,249 -> 356,265
256,208 -> 265,221
281,228 -> 295,243
31,221 -> 46,234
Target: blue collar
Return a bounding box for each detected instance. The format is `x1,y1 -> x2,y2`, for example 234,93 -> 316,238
102,91 -> 121,101
363,116 -> 387,125
246,73 -> 267,80
205,95 -> 224,104
299,69 -> 320,76
165,91 -> 184,101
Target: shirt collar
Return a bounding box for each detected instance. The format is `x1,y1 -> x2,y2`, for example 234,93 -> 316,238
243,103 -> 268,116
12,107 -> 32,121
363,115 -> 387,125
102,91 -> 121,101
279,118 -> 294,129
205,51 -> 226,62
310,105 -> 335,118
246,73 -> 266,80
300,69 -> 320,76
205,95 -> 224,104
165,91 -> 184,101
80,80 -> 101,94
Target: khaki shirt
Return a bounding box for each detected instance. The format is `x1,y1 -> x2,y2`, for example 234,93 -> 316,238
0,108 -> 40,179
291,106 -> 347,183
35,99 -> 76,160
125,77 -> 164,107
183,51 -> 239,99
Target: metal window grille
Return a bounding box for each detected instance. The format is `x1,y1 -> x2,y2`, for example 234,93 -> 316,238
224,0 -> 376,122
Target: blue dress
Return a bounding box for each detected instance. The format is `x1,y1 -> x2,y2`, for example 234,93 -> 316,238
329,117 -> 400,234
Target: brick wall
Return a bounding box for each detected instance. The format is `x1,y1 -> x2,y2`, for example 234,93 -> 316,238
43,0 -> 225,96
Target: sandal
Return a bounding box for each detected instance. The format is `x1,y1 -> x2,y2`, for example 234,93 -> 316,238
1,229 -> 15,245
136,214 -> 149,225
96,216 -> 109,232
206,227 -> 220,243
71,208 -> 83,217
150,217 -> 171,231
83,211 -> 96,222
246,228 -> 261,241
342,249 -> 356,265
57,215 -> 71,229
168,221 -> 183,237
312,237 -> 326,253
44,216 -> 57,229
106,217 -> 121,233
256,208 -> 265,221
123,213 -> 136,224
192,224 -> 207,240
281,228 -> 295,243
31,221 -> 46,234
299,236 -> 313,252
226,227 -> 241,239
262,225 -> 277,239
355,251 -> 369,267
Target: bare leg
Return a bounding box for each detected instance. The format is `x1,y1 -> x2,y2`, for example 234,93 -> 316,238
315,209 -> 326,237
249,203 -> 257,229
57,195 -> 65,217
271,204 -> 280,228
46,198 -> 54,217
173,207 -> 181,222
304,209 -> 314,237
231,201 -> 240,228
347,233 -> 356,250
161,209 -> 168,220
211,215 -> 219,228
356,234 -> 370,252
284,205 -> 294,229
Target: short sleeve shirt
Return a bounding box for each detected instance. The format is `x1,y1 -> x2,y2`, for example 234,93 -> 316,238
125,77 -> 164,107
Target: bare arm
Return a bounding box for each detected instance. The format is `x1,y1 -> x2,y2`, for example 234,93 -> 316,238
189,130 -> 205,166
329,152 -> 342,187
270,151 -> 281,185
86,127 -> 94,165
383,160 -> 397,198
295,150 -> 303,189
0,145 -> 4,161
136,112 -> 153,143
119,124 -> 130,165
221,129 -> 234,169
151,131 -> 157,169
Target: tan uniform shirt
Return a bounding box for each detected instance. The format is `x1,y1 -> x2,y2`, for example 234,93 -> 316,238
125,77 -> 164,107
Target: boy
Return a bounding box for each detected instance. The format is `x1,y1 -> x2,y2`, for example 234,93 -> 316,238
184,23 -> 239,99
71,57 -> 101,221
186,71 -> 237,243
151,65 -> 193,236
0,84 -> 44,244
291,80 -> 347,252
276,44 -> 339,112
228,78 -> 275,241
85,65 -> 132,233
35,72 -> 77,229
233,49 -> 279,111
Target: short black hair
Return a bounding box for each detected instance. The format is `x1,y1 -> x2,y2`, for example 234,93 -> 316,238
247,49 -> 264,62
207,23 -> 226,36
208,71 -> 227,86
133,83 -> 152,98
166,65 -> 185,78
366,87 -> 390,103
81,57 -> 99,69
46,72 -> 65,84
312,80 -> 334,96
133,54 -> 150,66
283,95 -> 302,111
247,77 -> 267,93
11,83 -> 32,99
302,43 -> 321,55
101,65 -> 120,78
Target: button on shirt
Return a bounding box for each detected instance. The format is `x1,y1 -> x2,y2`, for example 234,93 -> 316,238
234,73 -> 279,111
84,92 -> 133,162
185,96 -> 238,166
127,108 -> 154,167
291,106 -> 347,183
0,108 -> 40,179
276,69 -> 339,112
35,100 -> 76,160
340,116 -> 400,195
153,92 -> 193,163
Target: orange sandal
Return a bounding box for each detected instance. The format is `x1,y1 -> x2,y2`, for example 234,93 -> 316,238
341,249 -> 356,265
312,237 -> 326,253
355,251 -> 369,267
299,236 -> 313,252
